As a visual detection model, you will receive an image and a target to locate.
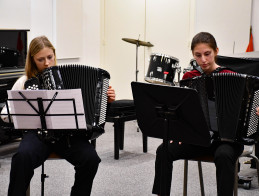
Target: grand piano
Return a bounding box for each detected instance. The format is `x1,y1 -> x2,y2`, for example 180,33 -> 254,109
217,51 -> 259,77
0,30 -> 28,144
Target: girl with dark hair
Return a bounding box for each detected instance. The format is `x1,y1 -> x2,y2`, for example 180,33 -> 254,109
152,32 -> 243,196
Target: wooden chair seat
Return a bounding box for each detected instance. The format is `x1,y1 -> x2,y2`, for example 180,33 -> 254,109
48,152 -> 62,159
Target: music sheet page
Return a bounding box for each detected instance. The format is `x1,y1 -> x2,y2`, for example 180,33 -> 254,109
7,89 -> 87,130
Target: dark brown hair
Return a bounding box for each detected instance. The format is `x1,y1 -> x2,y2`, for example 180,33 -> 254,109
191,32 -> 218,52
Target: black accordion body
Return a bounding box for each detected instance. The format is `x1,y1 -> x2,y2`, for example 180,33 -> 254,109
180,73 -> 259,145
25,64 -> 110,140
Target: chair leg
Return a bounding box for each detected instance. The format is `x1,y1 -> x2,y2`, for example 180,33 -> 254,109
234,159 -> 239,196
119,121 -> 125,150
247,154 -> 259,187
142,134 -> 147,153
197,161 -> 205,196
184,160 -> 205,196
183,160 -> 188,196
26,184 -> 30,196
114,120 -> 120,160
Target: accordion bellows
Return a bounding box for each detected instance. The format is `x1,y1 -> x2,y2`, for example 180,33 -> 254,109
59,64 -> 110,124
180,73 -> 259,145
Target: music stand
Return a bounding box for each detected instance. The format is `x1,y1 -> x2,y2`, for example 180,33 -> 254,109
5,89 -> 86,196
131,82 -> 211,196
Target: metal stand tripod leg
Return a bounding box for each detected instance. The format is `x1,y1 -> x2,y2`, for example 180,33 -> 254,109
41,162 -> 48,196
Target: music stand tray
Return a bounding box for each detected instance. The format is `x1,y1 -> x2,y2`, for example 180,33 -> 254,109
131,81 -> 211,147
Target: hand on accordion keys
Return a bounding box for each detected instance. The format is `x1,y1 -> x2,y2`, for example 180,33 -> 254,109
256,107 -> 259,116
107,86 -> 116,103
24,77 -> 41,90
24,66 -> 64,90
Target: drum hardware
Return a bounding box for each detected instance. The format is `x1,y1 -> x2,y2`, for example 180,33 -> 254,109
183,66 -> 193,75
183,58 -> 203,74
122,37 -> 154,81
183,59 -> 206,75
175,66 -> 182,86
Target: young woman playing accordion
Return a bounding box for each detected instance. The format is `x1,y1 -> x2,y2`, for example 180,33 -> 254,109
1,36 -> 115,196
152,32 -> 245,196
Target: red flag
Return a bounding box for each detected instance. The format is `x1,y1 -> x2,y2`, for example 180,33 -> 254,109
246,28 -> 254,52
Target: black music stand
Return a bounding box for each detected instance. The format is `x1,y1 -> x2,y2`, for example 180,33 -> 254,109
131,82 -> 211,196
5,89 -> 86,196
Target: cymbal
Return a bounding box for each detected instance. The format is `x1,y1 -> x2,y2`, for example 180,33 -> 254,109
122,38 -> 154,47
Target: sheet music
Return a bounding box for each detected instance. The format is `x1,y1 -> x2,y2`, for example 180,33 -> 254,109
8,89 -> 87,130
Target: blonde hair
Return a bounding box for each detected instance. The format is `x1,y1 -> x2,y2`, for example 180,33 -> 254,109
25,36 -> 57,78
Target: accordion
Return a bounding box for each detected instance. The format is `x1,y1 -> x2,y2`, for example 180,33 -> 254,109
24,64 -> 110,140
180,73 -> 259,145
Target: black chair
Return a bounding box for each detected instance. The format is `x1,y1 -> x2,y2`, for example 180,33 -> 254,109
106,99 -> 147,159
183,55 -> 259,195
183,146 -> 259,196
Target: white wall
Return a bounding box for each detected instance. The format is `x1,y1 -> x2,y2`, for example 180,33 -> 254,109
101,0 -> 146,100
145,0 -> 191,78
252,0 -> 259,51
0,0 -> 30,29
82,0 -> 101,67
30,0 -> 54,43
195,0 -> 252,55
55,0 -> 83,60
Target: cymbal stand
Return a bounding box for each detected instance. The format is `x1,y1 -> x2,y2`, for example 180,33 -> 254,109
175,66 -> 182,86
122,37 -> 153,82
135,42 -> 140,82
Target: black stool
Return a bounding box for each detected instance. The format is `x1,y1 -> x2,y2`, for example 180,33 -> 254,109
106,99 -> 147,159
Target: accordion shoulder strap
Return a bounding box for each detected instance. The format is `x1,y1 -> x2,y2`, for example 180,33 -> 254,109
194,66 -> 234,76
212,66 -> 234,73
